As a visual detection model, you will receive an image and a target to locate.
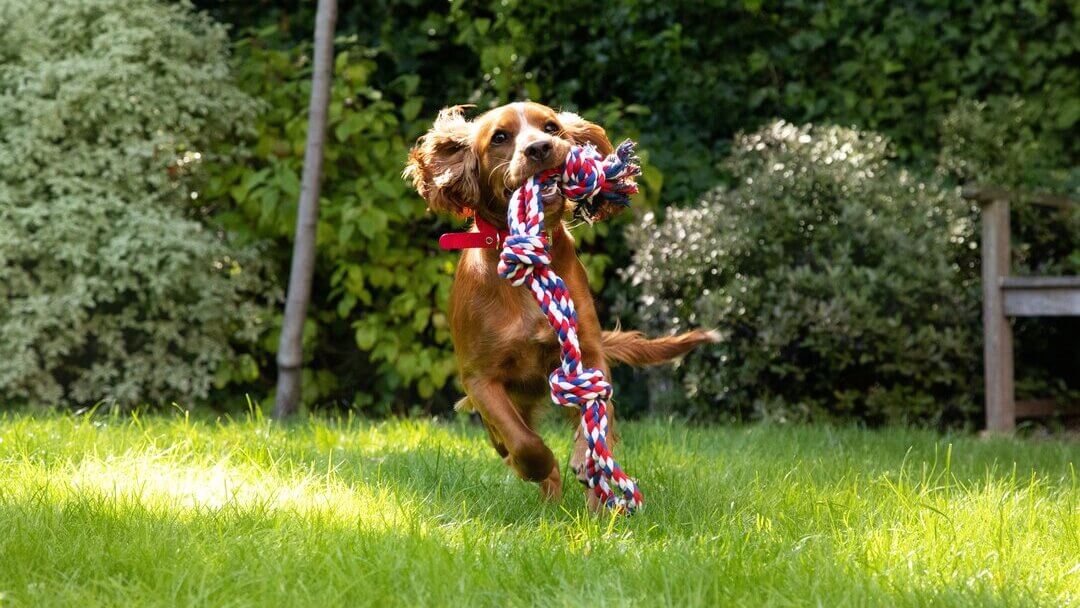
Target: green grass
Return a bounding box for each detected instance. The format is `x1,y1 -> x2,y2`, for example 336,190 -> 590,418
0,410 -> 1077,607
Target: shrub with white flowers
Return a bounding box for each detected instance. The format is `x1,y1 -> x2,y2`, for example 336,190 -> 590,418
623,121 -> 981,423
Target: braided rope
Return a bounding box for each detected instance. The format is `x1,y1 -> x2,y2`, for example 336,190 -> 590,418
498,141 -> 643,512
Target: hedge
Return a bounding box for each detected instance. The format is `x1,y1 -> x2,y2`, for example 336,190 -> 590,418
198,1 -> 1077,417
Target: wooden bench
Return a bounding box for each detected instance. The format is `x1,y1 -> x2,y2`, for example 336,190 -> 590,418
965,186 -> 1079,433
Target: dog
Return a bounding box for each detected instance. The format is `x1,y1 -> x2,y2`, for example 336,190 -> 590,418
405,102 -> 716,508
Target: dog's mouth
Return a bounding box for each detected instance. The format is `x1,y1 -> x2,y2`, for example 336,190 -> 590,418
483,183 -> 564,224
486,161 -> 567,220
501,170 -> 530,198
500,183 -> 562,204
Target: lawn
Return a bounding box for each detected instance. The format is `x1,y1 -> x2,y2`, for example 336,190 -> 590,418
0,410 -> 1077,607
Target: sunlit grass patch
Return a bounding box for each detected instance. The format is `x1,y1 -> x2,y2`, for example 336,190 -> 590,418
0,410 -> 1077,607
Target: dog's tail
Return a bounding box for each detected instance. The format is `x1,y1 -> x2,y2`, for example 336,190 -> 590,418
601,327 -> 719,367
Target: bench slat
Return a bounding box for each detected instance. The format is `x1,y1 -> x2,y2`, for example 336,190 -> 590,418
963,185 -> 1076,209
1001,276 -> 1080,289
1001,278 -> 1080,316
1015,399 -> 1059,418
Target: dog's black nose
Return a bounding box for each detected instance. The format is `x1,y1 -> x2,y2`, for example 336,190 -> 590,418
524,140 -> 553,162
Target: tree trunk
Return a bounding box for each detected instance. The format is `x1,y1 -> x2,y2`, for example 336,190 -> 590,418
274,0 -> 338,419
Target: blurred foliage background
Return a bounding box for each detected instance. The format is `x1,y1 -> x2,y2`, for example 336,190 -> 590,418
1,0 -> 1075,423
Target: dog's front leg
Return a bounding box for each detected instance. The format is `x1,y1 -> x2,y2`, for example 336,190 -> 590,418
465,377 -> 562,501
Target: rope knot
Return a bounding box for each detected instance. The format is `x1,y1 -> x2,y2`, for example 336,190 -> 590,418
549,367 -> 612,408
559,145 -> 607,203
497,233 -> 549,286
559,141 -> 642,222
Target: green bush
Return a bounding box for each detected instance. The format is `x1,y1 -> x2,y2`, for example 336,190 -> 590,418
202,35 -> 462,411
201,0 -> 1078,204
0,0 -> 271,406
624,121 -> 982,423
939,97 -> 1079,276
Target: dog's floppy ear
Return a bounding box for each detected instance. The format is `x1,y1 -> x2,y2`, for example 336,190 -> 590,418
404,105 -> 479,216
557,111 -> 614,156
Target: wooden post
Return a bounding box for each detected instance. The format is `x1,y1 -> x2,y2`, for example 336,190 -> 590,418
980,198 -> 1015,433
274,0 -> 338,419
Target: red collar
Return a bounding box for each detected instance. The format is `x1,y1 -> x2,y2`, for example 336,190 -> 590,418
438,216 -> 505,250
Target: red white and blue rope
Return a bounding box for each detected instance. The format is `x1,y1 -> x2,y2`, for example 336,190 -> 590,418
497,141 -> 643,512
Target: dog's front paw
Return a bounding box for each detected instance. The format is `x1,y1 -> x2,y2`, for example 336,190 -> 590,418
569,434 -> 588,484
585,489 -> 604,513
538,463 -> 562,502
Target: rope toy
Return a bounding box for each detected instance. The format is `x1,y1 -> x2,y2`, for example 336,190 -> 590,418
498,141 -> 643,512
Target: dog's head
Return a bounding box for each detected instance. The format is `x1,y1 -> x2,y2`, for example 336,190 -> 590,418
404,102 -> 613,222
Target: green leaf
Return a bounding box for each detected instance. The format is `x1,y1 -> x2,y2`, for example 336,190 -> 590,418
276,169 -> 301,198
401,98 -> 423,122
354,324 -> 378,350
1055,98 -> 1079,129
337,293 -> 357,318
343,63 -> 372,85
334,113 -> 367,142
373,178 -> 400,199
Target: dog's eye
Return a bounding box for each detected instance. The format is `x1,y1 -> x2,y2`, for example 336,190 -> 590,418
543,122 -> 560,134
491,131 -> 509,145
